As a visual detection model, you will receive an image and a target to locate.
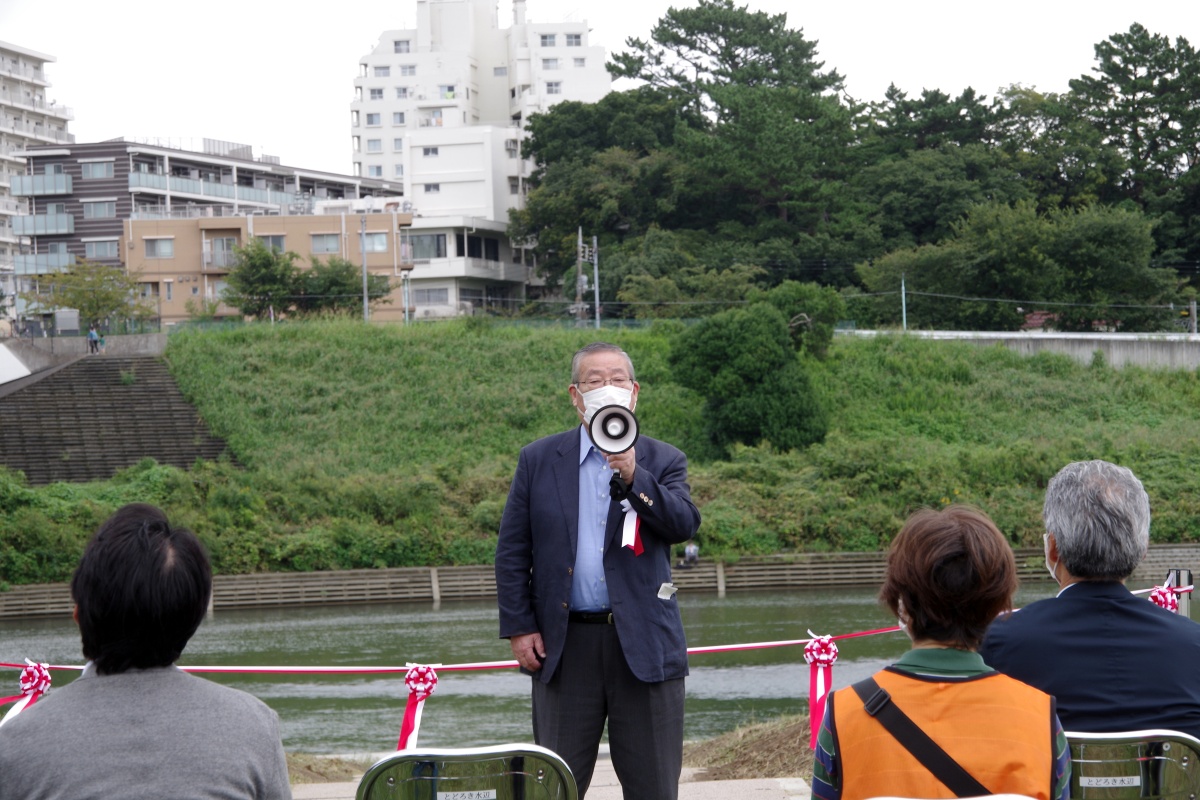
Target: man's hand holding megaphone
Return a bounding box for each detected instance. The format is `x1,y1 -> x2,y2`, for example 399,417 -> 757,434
589,403 -> 639,498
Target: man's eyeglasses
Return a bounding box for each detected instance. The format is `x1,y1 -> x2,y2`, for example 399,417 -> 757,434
575,377 -> 632,391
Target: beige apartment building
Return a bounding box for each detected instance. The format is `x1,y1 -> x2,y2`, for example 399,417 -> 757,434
124,205 -> 414,327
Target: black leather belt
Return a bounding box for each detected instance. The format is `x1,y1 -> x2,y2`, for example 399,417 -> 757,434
569,610 -> 614,624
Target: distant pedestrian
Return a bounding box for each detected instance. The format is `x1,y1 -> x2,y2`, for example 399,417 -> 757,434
86,325 -> 99,354
684,541 -> 699,566
98,334 -> 106,355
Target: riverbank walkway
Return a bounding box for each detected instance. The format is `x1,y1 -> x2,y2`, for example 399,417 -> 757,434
292,757 -> 814,799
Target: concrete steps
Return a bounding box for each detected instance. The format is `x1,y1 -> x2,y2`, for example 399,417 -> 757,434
0,355 -> 229,485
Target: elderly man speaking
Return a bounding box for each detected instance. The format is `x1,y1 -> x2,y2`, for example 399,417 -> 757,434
981,459 -> 1200,738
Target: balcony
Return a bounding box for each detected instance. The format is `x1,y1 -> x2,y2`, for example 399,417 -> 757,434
3,119 -> 74,144
11,173 -> 72,196
14,213 -> 74,236
14,251 -> 74,275
128,172 -> 294,207
202,250 -> 238,271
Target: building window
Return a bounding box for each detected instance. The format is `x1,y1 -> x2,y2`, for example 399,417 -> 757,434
505,139 -> 519,158
367,139 -> 382,152
165,282 -> 173,301
423,147 -> 439,157
85,240 -> 118,259
393,111 -> 406,125
542,58 -> 559,70
508,177 -> 520,195
46,202 -> 67,214
144,238 -> 174,258
139,283 -> 159,299
363,232 -> 387,252
46,163 -> 64,175
353,136 -> 361,152
411,233 -> 447,259
367,165 -> 383,177
439,85 -> 456,99
257,235 -> 285,252
352,110 -> 360,126
494,66 -> 507,76
366,113 -> 381,126
415,288 -> 449,305
540,34 -> 556,47
574,58 -> 586,68
369,88 -> 383,100
80,161 -> 114,179
82,201 -> 116,219
396,87 -> 409,99
424,183 -> 440,193
394,40 -> 410,53
374,65 -> 390,77
393,138 -> 404,151
394,164 -> 405,178
312,233 -> 340,254
400,65 -> 416,76
566,33 -> 582,47
546,81 -> 562,95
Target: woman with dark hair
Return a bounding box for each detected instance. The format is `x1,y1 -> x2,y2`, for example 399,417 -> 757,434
811,506 -> 1070,800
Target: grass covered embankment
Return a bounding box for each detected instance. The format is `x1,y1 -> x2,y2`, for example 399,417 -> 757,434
4,319 -> 1200,586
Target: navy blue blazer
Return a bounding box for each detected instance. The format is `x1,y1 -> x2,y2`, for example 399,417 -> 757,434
980,581 -> 1200,738
495,428 -> 701,684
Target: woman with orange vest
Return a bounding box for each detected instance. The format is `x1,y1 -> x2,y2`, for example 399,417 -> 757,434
811,506 -> 1070,800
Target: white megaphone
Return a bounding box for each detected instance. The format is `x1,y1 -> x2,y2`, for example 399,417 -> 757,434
588,404 -> 639,455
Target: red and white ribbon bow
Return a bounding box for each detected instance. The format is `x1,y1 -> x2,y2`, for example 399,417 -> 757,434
804,632 -> 838,750
1148,584 -> 1183,613
0,659 -> 52,728
397,664 -> 439,750
619,499 -> 643,556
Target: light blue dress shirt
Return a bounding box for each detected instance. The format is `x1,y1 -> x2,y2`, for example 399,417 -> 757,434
571,425 -> 612,611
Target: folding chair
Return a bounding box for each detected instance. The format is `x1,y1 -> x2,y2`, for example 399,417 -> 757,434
1066,729 -> 1200,799
355,742 -> 578,800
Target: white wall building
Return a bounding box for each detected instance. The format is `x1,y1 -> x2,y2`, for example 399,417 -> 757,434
0,41 -> 73,321
351,0 -> 611,315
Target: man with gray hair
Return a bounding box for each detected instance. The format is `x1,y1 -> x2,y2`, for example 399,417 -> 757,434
981,460 -> 1200,737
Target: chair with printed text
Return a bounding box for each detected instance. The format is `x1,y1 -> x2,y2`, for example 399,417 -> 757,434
355,743 -> 578,800
1066,729 -> 1200,799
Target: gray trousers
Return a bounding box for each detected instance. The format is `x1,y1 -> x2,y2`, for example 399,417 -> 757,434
532,621 -> 685,800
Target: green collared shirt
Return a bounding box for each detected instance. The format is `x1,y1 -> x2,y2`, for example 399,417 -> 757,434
892,646 -> 990,677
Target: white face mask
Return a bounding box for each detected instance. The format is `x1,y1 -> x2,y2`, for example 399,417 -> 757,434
579,384 -> 633,425
1044,533 -> 1059,584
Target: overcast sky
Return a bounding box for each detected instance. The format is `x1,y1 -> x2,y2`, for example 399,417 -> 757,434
2,1 -> 1196,175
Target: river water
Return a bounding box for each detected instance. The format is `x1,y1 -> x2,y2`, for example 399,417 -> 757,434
0,582 -> 1158,752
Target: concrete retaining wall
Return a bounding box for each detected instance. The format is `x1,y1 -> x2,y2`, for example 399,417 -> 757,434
3,545 -> 1195,619
845,330 -> 1200,369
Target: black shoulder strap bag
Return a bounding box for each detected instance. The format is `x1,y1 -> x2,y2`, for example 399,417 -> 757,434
851,676 -> 992,798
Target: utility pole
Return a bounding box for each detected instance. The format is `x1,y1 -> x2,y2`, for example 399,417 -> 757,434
901,272 -> 907,331
360,215 -> 369,322
591,234 -> 600,330
575,227 -> 586,325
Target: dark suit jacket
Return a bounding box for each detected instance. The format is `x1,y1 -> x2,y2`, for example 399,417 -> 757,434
495,428 -> 701,684
980,581 -> 1200,738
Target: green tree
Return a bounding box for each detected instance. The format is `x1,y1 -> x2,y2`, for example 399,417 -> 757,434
669,302 -> 826,451
294,256 -> 392,317
19,259 -> 151,327
609,0 -> 842,116
222,238 -> 300,321
749,281 -> 847,358
617,263 -> 766,319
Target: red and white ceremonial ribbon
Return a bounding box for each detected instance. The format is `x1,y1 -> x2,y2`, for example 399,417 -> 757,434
397,664 -> 439,750
0,659 -> 52,728
803,631 -> 838,750
619,499 -> 643,556
1146,584 -> 1192,613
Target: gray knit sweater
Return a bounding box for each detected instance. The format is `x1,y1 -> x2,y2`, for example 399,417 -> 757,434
0,664 -> 291,800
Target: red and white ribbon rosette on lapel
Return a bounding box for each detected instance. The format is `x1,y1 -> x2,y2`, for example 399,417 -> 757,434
804,632 -> 838,750
0,659 -> 52,728
396,664 -> 438,750
619,499 -> 643,555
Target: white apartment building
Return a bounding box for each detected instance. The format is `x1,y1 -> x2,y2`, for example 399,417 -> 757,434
351,0 -> 611,315
0,41 -> 73,322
